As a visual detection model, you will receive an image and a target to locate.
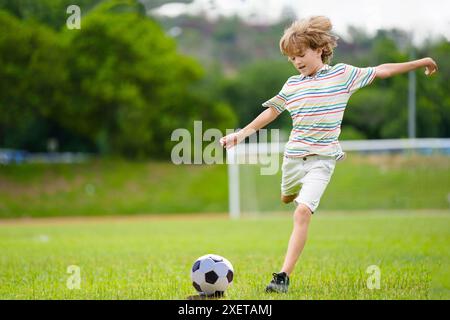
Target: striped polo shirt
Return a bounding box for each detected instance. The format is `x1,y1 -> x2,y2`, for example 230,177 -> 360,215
262,63 -> 377,159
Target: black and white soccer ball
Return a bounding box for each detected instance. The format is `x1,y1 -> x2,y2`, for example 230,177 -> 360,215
191,254 -> 234,296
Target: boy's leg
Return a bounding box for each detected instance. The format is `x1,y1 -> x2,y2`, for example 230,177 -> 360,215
265,203 -> 311,293
267,156 -> 335,292
280,203 -> 312,275
280,157 -> 335,275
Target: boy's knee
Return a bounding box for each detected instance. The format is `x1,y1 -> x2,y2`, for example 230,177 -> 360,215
293,204 -> 312,225
281,194 -> 297,204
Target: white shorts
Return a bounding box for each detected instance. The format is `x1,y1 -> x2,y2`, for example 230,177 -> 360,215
281,155 -> 336,213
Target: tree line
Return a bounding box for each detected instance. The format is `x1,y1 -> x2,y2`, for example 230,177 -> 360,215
0,0 -> 236,158
0,0 -> 448,159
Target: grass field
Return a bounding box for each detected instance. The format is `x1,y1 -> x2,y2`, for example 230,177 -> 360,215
1,210 -> 449,299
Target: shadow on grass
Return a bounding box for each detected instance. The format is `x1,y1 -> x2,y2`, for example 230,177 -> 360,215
186,292 -> 225,300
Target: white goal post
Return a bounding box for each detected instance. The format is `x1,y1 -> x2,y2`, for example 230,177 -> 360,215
227,138 -> 450,219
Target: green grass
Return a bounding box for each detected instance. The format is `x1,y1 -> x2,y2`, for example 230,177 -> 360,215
0,158 -> 229,218
0,154 -> 449,218
0,211 -> 449,299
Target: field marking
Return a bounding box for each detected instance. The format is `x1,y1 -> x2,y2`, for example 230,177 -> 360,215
0,213 -> 229,226
0,209 -> 448,227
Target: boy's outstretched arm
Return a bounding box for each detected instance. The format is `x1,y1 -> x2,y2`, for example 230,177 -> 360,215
375,57 -> 438,79
220,106 -> 280,149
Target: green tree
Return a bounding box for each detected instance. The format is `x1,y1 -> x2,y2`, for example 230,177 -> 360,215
0,0 -> 237,157
0,0 -> 108,29
57,0 -> 235,158
344,31 -> 411,139
0,10 -> 73,151
417,39 -> 450,137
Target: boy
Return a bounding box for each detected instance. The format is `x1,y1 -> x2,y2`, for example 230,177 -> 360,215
219,16 -> 438,293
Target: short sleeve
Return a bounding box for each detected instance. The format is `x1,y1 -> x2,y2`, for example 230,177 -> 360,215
262,82 -> 288,114
343,64 -> 377,94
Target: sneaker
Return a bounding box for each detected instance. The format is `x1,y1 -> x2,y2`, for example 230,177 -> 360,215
265,272 -> 289,293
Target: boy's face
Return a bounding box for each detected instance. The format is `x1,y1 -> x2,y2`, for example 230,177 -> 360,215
289,47 -> 324,76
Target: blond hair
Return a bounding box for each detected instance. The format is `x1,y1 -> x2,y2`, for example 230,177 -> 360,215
279,16 -> 338,64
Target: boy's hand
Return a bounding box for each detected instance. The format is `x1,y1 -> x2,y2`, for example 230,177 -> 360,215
423,57 -> 438,76
220,132 -> 244,149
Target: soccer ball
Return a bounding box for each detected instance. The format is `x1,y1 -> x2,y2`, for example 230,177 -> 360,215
191,254 -> 234,296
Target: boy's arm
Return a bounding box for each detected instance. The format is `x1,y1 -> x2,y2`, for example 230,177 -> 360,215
375,57 -> 438,79
220,107 -> 280,149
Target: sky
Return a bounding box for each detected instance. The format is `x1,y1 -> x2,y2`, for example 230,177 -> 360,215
151,0 -> 450,44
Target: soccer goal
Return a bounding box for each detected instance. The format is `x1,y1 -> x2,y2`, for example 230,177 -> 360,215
226,138 -> 450,219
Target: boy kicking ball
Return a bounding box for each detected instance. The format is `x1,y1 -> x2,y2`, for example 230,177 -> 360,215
220,16 -> 438,293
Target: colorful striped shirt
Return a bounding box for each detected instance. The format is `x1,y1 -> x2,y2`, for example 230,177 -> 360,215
262,63 -> 377,159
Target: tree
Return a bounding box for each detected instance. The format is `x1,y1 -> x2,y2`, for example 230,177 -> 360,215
0,10 -> 73,151
416,40 -> 450,137
57,0 -> 235,158
0,0 -> 237,157
0,0 -> 106,29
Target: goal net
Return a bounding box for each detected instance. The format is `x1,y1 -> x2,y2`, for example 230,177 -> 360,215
226,138 -> 450,219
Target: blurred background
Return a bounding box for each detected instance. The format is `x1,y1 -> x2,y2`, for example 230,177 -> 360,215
0,0 -> 449,218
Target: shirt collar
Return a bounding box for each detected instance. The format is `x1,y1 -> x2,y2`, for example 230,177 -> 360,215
299,64 -> 331,80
